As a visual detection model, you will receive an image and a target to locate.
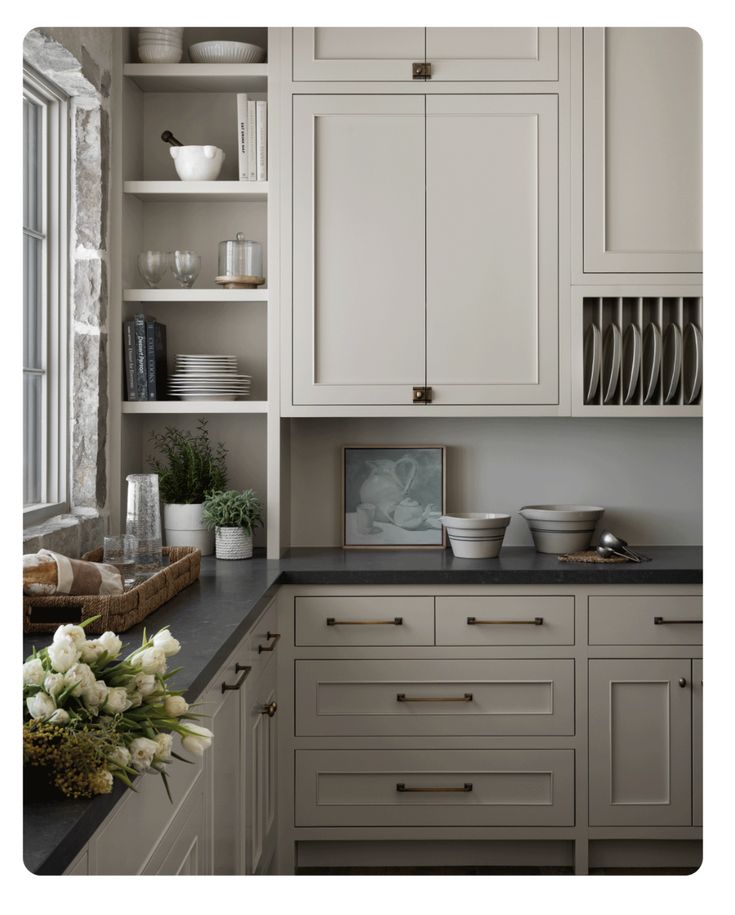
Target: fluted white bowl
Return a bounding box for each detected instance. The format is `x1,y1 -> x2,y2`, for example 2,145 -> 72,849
138,43 -> 183,64
188,41 -> 266,64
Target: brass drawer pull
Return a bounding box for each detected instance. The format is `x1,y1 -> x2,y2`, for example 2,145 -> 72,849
258,631 -> 281,653
467,616 -> 543,626
396,783 -> 472,793
261,700 -> 278,717
326,617 -> 403,626
221,664 -> 251,693
653,617 -> 702,625
397,693 -> 473,703
411,62 -> 432,79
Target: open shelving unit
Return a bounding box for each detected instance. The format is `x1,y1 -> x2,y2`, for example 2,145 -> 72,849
110,26 -> 283,555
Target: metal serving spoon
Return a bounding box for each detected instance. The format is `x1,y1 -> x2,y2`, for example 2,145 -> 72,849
599,529 -> 650,562
597,544 -> 640,562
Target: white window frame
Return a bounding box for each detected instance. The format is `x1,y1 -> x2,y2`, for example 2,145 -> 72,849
23,66 -> 69,527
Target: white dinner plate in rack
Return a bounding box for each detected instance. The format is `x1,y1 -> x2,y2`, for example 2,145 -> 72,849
682,323 -> 703,405
621,324 -> 642,404
601,324 -> 622,404
583,324 -> 601,403
641,323 -> 662,404
662,323 -> 682,404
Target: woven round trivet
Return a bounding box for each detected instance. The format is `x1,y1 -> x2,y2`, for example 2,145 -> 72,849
558,550 -> 627,563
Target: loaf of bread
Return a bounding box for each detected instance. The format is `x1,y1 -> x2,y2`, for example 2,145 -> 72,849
23,550 -> 123,596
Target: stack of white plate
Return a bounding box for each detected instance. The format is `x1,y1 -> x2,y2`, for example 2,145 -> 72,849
168,354 -> 251,401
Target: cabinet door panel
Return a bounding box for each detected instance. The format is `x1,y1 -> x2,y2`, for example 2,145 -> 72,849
426,28 -> 558,80
208,682 -> 243,874
589,659 -> 692,826
583,28 -> 702,273
245,656 -> 277,875
293,95 -> 425,405
692,658 -> 702,827
426,95 -> 558,404
293,28 -> 424,81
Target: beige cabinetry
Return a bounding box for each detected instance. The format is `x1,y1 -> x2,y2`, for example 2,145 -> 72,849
245,652 -> 278,874
582,28 -> 702,274
293,28 -> 558,81
292,93 -> 559,407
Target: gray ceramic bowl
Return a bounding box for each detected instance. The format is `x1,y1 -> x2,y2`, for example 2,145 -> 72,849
519,505 -> 605,554
440,513 -> 511,559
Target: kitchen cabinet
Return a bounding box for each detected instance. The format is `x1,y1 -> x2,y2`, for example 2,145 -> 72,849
293,28 -> 558,81
141,776 -> 207,875
245,653 -> 278,874
588,658 -> 692,826
692,659 -> 702,827
292,94 -> 558,407
583,28 -> 702,274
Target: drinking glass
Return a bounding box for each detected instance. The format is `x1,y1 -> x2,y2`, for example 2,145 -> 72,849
171,250 -> 201,288
125,473 -> 163,574
103,535 -> 138,589
137,251 -> 169,288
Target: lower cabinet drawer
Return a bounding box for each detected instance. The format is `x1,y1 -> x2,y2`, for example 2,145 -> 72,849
295,659 -> 574,736
436,596 -> 575,645
295,596 -> 434,646
295,749 -> 575,827
588,595 -> 702,645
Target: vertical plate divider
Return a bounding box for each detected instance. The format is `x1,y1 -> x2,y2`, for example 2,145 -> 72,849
597,297 -> 603,405
617,296 -> 624,404
656,296 -> 664,404
637,296 -> 644,405
677,296 -> 685,404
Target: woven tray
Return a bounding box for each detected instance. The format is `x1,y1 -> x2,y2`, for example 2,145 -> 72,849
23,546 -> 201,635
558,550 -> 627,564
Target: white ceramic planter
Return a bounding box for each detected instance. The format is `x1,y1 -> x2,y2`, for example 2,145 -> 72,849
163,503 -> 214,556
215,527 -> 253,560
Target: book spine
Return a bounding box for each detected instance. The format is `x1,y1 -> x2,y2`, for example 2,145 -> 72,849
154,322 -> 168,400
256,100 -> 267,181
133,314 -> 149,401
123,319 -> 137,401
247,100 -> 257,181
145,319 -> 157,400
236,93 -> 249,180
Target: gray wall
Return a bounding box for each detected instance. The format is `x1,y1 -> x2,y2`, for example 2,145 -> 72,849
288,418 -> 702,547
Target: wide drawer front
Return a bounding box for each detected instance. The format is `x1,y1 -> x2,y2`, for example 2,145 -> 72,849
295,659 -> 575,736
295,596 -> 434,646
295,749 -> 575,827
588,596 -> 702,645
436,596 -> 574,645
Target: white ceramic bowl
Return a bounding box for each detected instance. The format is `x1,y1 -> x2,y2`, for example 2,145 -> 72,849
519,504 -> 605,554
138,43 -> 183,64
441,513 -> 511,559
188,41 -> 266,64
170,145 -> 225,181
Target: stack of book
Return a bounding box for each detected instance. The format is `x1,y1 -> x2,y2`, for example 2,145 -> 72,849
123,315 -> 168,401
237,94 -> 267,181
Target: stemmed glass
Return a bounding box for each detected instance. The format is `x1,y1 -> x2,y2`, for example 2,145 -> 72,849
137,251 -> 169,288
171,250 -> 201,288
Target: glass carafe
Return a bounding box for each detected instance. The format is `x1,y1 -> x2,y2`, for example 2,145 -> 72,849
125,473 -> 163,574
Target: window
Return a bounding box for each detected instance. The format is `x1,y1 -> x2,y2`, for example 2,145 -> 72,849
23,68 -> 68,524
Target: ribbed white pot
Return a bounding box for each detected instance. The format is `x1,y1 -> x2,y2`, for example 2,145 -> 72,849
215,527 -> 253,560
163,503 -> 214,556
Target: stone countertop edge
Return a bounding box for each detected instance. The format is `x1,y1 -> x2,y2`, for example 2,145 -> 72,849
23,545 -> 702,875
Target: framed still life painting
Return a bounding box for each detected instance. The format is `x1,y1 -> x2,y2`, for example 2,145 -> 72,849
342,445 -> 446,549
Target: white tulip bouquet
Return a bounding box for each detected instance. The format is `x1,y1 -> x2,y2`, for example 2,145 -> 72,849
23,618 -> 213,800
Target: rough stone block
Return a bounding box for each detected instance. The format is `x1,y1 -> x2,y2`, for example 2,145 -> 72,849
73,105 -> 103,250
73,257 -> 107,326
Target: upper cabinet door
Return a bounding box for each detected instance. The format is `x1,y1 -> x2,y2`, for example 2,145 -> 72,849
425,28 -> 558,80
426,95 -> 558,405
293,28 -> 425,81
583,28 -> 702,274
292,95 -> 426,406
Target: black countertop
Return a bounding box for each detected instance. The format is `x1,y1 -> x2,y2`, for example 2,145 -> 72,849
23,545 -> 702,874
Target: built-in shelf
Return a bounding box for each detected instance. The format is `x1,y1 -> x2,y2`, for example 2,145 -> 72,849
123,288 -> 268,302
124,181 -> 267,202
122,401 -> 268,415
124,63 -> 268,93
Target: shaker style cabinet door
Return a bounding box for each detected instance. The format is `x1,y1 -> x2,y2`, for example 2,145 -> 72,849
588,659 -> 692,826
425,28 -> 558,80
426,95 -> 558,404
583,28 -> 702,273
692,658 -> 702,827
245,656 -> 278,874
292,95 -> 425,406
293,28 -> 425,81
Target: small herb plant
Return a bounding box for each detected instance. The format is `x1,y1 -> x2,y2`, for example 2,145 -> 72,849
202,489 -> 263,534
148,419 -> 228,504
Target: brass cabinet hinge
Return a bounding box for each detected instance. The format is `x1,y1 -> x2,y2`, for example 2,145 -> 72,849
412,61 -> 432,79
412,386 -> 433,404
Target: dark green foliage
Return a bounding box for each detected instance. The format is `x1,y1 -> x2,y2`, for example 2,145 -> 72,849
202,489 -> 263,534
148,419 -> 228,504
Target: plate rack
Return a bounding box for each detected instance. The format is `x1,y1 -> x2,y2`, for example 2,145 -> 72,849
582,296 -> 703,408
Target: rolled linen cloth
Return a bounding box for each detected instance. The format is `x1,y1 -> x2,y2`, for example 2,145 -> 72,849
23,550 -> 123,596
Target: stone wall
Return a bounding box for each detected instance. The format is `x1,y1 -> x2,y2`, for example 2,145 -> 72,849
23,28 -> 114,556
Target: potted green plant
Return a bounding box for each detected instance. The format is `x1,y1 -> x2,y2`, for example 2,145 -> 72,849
148,419 -> 228,556
202,489 -> 263,560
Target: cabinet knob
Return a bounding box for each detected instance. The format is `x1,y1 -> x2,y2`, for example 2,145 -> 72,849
261,700 -> 278,717
678,677 -> 687,688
